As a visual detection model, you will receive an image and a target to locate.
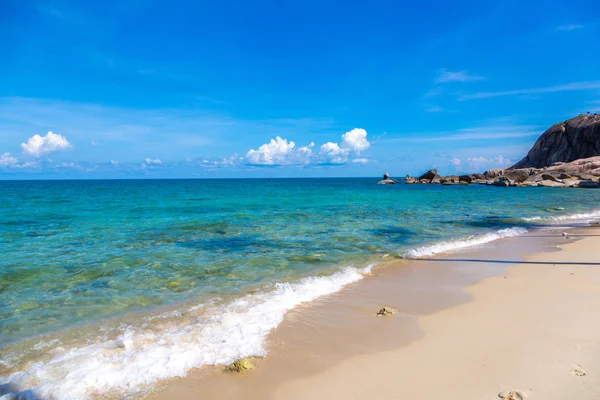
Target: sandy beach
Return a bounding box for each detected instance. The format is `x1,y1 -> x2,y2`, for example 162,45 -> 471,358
149,225 -> 600,400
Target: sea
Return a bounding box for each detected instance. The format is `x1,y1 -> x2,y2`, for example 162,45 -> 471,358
1,178 -> 600,399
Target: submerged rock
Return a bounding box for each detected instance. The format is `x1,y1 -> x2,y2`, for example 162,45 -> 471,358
228,357 -> 254,372
377,306 -> 395,316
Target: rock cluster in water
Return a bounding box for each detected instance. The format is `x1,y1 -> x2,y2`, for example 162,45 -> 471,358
404,114 -> 600,189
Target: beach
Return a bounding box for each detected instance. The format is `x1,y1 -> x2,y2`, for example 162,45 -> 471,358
150,225 -> 600,400
2,180 -> 600,399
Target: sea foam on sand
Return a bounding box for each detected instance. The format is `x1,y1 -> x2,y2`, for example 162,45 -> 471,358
0,265 -> 373,400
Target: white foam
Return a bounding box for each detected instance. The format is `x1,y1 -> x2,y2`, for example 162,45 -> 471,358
523,209 -> 600,223
0,265 -> 372,400
403,227 -> 528,258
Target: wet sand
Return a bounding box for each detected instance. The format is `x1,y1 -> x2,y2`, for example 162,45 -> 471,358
148,226 -> 600,399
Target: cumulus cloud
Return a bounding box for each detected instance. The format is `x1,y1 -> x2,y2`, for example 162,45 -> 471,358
245,137 -> 314,165
319,142 -> 348,164
243,128 -> 371,167
21,131 -> 71,156
0,152 -> 18,167
352,158 -> 369,164
467,155 -> 512,171
341,128 -> 370,153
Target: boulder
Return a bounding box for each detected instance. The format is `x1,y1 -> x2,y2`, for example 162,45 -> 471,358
503,169 -> 530,183
491,177 -> 513,187
377,172 -> 396,184
405,175 -> 416,184
416,169 -> 438,181
510,114 -> 600,169
440,175 -> 460,184
459,174 -> 473,183
578,180 -> 599,188
519,181 -> 539,187
430,174 -> 442,184
484,169 -> 504,180
558,173 -> 573,180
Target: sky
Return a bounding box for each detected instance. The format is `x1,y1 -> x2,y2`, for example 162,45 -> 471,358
1,0 -> 599,179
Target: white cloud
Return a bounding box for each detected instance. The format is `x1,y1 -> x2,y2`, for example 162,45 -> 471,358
0,152 -> 18,167
556,24 -> 584,31
352,158 -> 369,164
449,158 -> 461,166
110,160 -> 119,165
435,69 -> 485,83
467,155 -> 512,171
341,128 -> 370,153
144,158 -> 163,165
460,81 -> 600,101
91,140 -> 100,146
21,131 -> 71,156
245,137 -> 314,165
319,142 -> 348,164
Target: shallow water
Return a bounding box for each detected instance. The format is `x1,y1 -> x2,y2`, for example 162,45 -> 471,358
1,178 -> 599,398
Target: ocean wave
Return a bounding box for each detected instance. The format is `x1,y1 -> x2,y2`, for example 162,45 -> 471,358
403,227 -> 528,258
0,265 -> 372,400
522,209 -> 600,223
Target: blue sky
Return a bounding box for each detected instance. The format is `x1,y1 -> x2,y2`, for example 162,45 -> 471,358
1,0 -> 599,179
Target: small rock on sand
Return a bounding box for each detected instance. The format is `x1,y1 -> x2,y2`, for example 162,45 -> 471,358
377,306 -> 395,316
228,358 -> 254,373
571,368 -> 586,377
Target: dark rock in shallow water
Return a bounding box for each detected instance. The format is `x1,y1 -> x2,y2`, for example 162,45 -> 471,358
578,180 -> 599,188
511,114 -> 600,169
440,175 -> 460,184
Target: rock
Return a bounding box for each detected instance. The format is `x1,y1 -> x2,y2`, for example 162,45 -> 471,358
430,174 -> 442,184
416,169 -> 438,181
558,173 -> 573,180
228,358 -> 254,372
578,180 -> 599,188
484,169 -> 504,180
491,177 -> 513,187
377,306 -> 395,316
504,169 -> 530,183
538,180 -> 565,187
405,175 -> 416,184
518,181 -> 539,187
511,114 -> 600,169
541,174 -> 561,182
377,172 -> 396,184
440,175 -> 460,184
419,179 -> 429,184
459,174 -> 473,183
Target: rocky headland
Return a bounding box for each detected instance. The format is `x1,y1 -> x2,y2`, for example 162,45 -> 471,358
405,113 -> 600,188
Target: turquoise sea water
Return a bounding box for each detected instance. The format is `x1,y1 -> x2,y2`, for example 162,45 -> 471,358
1,178 -> 600,398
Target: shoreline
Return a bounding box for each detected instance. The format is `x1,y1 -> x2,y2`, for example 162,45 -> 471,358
2,216 -> 599,399
148,223 -> 600,399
